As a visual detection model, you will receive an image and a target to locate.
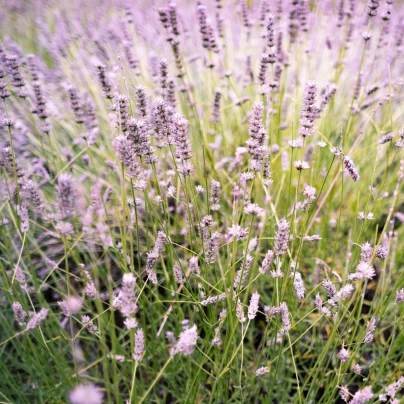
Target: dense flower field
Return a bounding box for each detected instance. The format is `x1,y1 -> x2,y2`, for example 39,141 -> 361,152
0,0 -> 404,402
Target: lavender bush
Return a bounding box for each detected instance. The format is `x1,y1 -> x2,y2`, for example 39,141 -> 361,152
0,0 -> 404,403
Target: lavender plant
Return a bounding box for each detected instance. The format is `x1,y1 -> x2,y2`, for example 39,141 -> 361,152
0,0 -> 404,403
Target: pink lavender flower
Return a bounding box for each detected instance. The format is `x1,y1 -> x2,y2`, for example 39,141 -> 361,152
126,118 -> 154,159
303,235 -> 321,242
153,99 -> 173,147
227,224 -> 249,241
363,317 -> 376,343
210,180 -> 221,211
350,261 -> 376,280
133,328 -> 145,362
68,85 -> 85,124
58,296 -> 82,316
340,386 -> 350,402
353,364 -> 362,374
367,0 -> 380,17
343,156 -> 360,182
292,272 -> 305,301
259,250 -> 274,274
386,376 -> 404,399
135,85 -> 148,118
173,263 -> 183,284
201,293 -> 226,306
57,173 -> 76,219
173,324 -> 198,356
236,299 -> 246,323
69,384 -> 103,404
256,366 -> 270,376
360,242 -> 373,262
172,114 -> 194,175
293,160 -> 310,170
376,234 -> 389,259
395,289 -> 404,304
14,266 -> 25,284
55,221 -> 74,236
234,254 -> 253,290
338,348 -> 350,363
298,81 -> 317,137
26,308 -> 48,330
95,63 -> 113,99
349,386 -> 373,404
210,89 -> 222,123
23,180 -> 43,210
244,203 -> 264,216
197,4 -> 219,53
205,232 -> 220,264
248,291 -> 260,320
32,81 -> 49,120
12,302 -> 27,326
82,315 -> 97,334
189,256 -> 200,276
84,271 -> 97,300
113,273 -> 138,317
17,203 -> 29,233
274,219 -> 290,256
